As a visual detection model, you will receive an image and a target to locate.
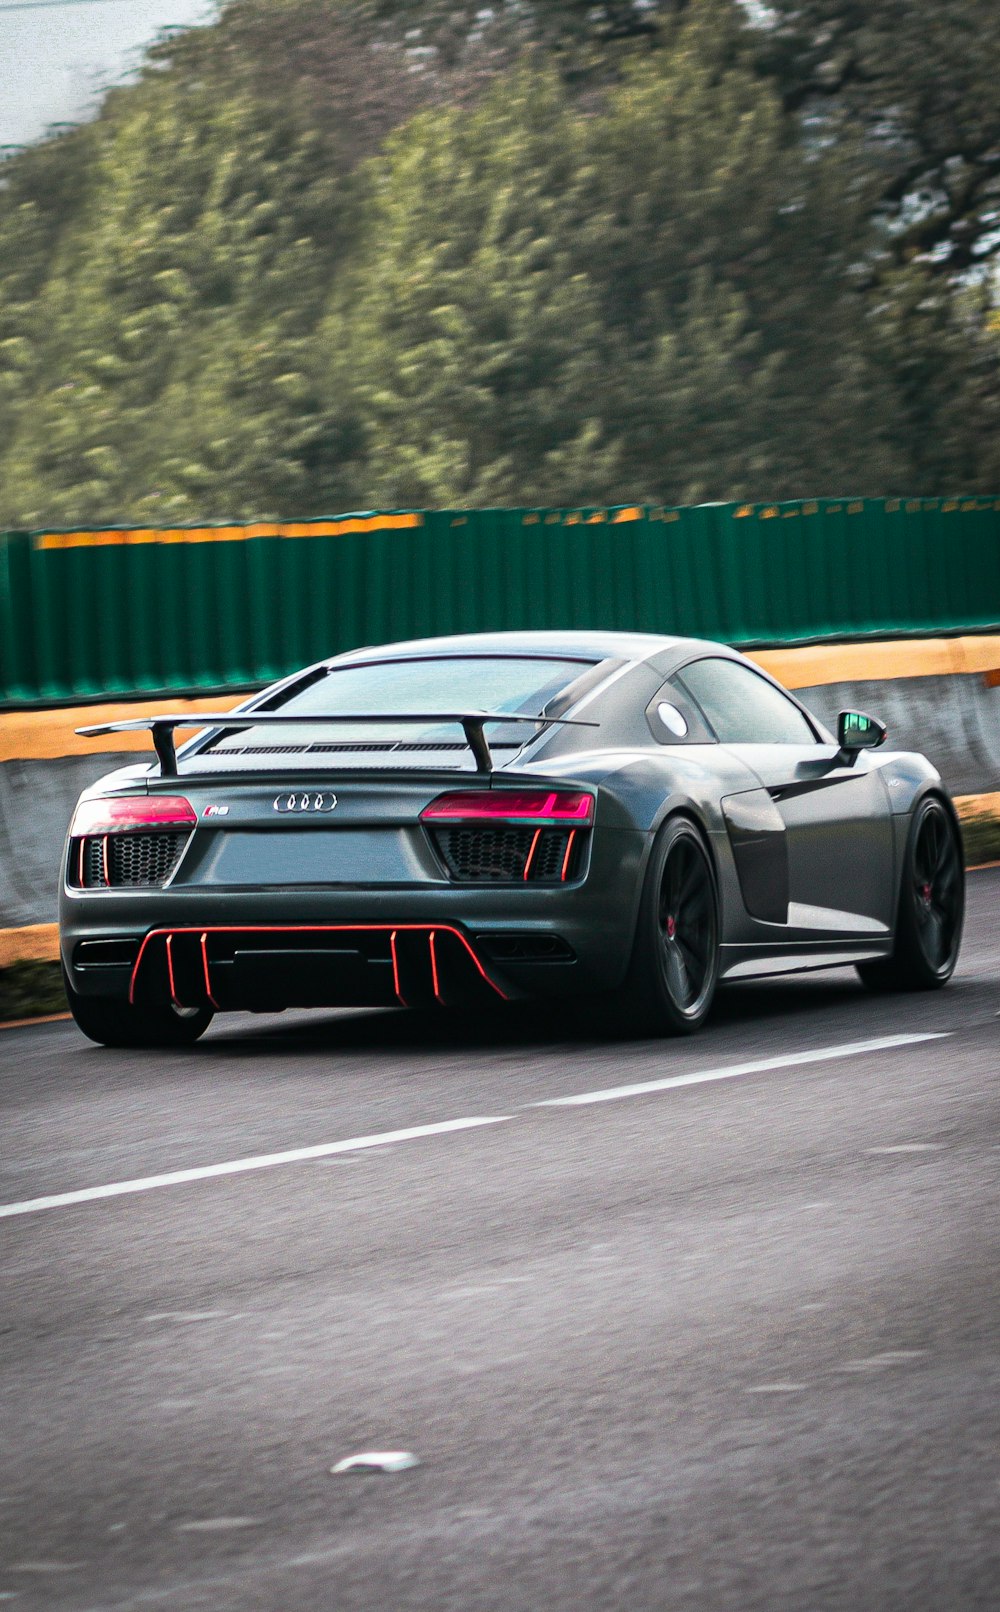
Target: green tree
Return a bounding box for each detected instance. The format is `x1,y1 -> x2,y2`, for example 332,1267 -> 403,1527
324,4 -> 905,508
2,0 -> 996,526
1,55 -> 346,526
0,129 -> 95,481
589,2 -> 906,500
318,71 -> 628,507
759,0 -> 1000,275
756,0 -> 1000,491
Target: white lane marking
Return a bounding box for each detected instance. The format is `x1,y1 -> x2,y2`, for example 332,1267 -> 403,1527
746,1383 -> 807,1394
9,1563 -> 85,1574
0,1034 -> 952,1222
177,1518 -> 264,1533
0,1116 -> 511,1221
143,1311 -> 229,1323
867,1143 -> 943,1154
837,1350 -> 927,1373
531,1033 -> 950,1108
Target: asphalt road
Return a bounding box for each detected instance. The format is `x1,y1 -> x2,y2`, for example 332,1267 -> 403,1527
2,871 -> 998,1612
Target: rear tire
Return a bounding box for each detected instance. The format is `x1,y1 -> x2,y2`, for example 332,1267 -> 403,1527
857,795 -> 964,993
64,971 -> 214,1048
613,816 -> 720,1036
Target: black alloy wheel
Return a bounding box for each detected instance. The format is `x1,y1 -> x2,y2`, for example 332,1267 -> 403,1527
658,833 -> 716,1015
616,815 -> 721,1035
858,795 -> 964,992
911,799 -> 964,973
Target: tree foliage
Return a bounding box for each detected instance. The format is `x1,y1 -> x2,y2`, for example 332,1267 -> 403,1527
760,0 -> 1000,274
0,0 -> 995,527
755,0 -> 1000,490
329,21 -> 902,508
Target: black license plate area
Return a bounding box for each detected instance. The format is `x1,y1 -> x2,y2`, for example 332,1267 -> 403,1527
208,933 -> 395,1009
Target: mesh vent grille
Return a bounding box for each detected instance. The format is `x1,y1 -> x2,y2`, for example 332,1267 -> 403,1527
309,742 -> 403,753
432,826 -> 580,883
532,829 -> 572,881
234,745 -> 318,755
434,826 -> 534,881
110,831 -> 188,886
82,836 -> 105,887
76,831 -> 188,888
222,741 -> 516,756
392,742 -> 469,752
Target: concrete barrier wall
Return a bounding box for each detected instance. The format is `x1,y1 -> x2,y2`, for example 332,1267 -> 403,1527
794,675 -> 1000,797
2,642 -> 998,957
0,753 -> 121,933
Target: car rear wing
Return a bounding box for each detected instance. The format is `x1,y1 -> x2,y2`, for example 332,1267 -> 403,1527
76,710 -> 599,777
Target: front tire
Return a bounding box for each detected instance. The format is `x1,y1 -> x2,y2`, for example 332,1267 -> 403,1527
857,795 -> 964,993
64,971 -> 214,1048
614,816 -> 720,1035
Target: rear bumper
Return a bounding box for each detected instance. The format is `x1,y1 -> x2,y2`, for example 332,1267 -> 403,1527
59,831 -> 647,1009
125,924 -> 512,1013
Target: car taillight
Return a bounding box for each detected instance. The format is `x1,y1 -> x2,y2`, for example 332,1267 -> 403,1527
70,796 -> 197,836
421,790 -> 594,825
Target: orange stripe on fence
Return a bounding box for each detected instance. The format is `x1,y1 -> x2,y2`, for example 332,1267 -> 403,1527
34,513 -> 423,551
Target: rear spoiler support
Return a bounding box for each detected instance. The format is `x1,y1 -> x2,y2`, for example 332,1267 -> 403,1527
75,711 -> 598,777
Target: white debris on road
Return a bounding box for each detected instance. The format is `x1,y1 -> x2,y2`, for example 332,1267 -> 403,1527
330,1452 -> 420,1475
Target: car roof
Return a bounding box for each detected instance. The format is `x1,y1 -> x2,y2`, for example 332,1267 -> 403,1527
328,630 -> 719,667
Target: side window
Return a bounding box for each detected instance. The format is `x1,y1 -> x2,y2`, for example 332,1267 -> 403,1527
677,657 -> 818,745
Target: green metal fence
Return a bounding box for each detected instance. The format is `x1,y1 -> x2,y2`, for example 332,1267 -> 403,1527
2,497 -> 999,708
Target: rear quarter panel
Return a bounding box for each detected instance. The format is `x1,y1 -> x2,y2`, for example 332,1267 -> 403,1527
517,745 -> 766,946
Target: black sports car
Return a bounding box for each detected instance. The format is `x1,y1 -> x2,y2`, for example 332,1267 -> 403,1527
61,631 -> 965,1046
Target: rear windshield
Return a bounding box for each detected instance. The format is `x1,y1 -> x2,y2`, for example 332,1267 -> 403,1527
207,656 -> 597,755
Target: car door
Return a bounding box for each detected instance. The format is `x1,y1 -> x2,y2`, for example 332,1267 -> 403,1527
675,655 -> 894,932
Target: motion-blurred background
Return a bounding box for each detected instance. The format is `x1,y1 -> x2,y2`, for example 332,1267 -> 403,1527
3,0 -> 1000,527
2,0 -> 1000,1017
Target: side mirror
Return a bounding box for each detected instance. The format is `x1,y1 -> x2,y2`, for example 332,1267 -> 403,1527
837,710 -> 887,762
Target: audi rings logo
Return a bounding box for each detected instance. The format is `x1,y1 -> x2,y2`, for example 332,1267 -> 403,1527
273,791 -> 338,814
